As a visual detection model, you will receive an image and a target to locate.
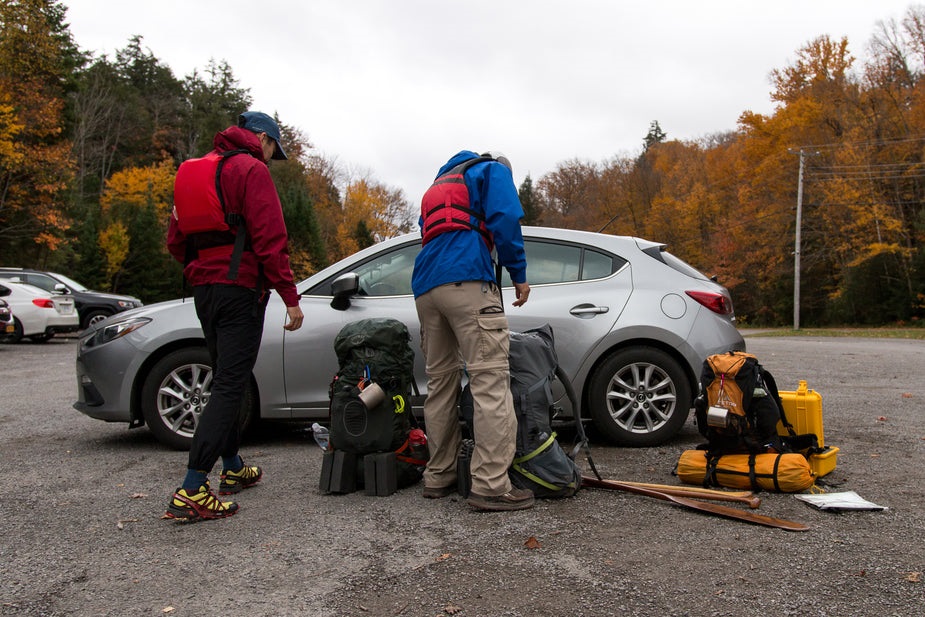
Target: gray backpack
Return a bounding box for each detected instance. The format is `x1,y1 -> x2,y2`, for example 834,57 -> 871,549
459,324 -> 588,498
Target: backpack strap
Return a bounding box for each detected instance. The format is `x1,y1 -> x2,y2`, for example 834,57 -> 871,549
215,149 -> 250,280
761,369 -> 822,455
556,365 -> 601,481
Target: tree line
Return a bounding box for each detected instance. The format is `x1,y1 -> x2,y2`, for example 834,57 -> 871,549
1,0 -> 923,326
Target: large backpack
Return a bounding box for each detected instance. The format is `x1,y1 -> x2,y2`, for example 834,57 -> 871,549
692,351 -> 820,486
694,351 -> 783,454
459,324 -> 585,498
327,318 -> 424,489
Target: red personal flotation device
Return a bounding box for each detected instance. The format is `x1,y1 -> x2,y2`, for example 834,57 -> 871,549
420,155 -> 495,249
173,149 -> 249,279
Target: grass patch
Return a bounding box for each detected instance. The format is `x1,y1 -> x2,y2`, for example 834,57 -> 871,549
741,327 -> 925,340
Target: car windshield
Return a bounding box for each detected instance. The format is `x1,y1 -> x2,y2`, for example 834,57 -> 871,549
49,273 -> 89,291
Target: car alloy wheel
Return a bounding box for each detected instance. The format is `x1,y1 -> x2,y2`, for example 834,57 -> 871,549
141,347 -> 255,450
84,310 -> 111,329
588,346 -> 692,447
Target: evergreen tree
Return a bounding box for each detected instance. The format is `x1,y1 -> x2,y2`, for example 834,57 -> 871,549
518,174 -> 541,225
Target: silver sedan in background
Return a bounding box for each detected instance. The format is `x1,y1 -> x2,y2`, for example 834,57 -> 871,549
74,227 -> 744,449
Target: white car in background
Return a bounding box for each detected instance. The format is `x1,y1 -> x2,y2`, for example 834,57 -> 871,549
0,280 -> 80,343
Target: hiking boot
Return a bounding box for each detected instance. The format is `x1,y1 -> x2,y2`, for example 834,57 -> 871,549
422,484 -> 456,499
164,482 -> 239,521
467,487 -> 535,512
219,461 -> 263,495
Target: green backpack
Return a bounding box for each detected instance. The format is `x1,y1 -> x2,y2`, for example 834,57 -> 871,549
329,317 -> 416,454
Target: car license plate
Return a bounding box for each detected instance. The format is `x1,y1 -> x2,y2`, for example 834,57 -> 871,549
5,324 -> 12,333
58,304 -> 74,314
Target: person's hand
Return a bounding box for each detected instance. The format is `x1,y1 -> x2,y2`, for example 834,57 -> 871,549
284,305 -> 304,331
512,281 -> 531,307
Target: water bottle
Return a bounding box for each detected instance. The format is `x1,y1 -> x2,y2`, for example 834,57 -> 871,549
408,428 -> 428,462
311,422 -> 330,450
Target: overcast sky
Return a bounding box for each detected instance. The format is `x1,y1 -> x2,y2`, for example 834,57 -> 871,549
64,0 -> 917,204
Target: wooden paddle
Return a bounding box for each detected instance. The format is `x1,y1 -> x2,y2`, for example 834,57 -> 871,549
581,476 -> 808,532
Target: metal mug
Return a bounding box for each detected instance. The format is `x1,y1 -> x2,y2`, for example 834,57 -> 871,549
706,405 -> 731,428
358,382 -> 386,410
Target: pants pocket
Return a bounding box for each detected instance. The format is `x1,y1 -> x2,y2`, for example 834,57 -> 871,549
475,314 -> 509,366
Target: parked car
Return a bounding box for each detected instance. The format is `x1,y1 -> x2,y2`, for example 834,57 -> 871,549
74,227 -> 745,449
0,298 -> 14,340
0,280 -> 79,343
0,268 -> 143,329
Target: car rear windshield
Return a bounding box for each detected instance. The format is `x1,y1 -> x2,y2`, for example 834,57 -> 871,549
641,245 -> 710,281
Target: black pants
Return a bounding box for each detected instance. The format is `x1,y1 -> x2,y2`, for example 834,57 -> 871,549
188,284 -> 267,472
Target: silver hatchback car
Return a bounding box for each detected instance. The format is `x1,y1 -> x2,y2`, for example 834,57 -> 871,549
74,226 -> 744,449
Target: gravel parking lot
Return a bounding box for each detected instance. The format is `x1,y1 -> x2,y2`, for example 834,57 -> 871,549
1,333 -> 923,616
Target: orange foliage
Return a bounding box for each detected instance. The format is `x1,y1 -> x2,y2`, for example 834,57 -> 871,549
100,160 -> 176,219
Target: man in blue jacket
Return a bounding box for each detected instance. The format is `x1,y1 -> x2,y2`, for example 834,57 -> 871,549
412,150 -> 533,511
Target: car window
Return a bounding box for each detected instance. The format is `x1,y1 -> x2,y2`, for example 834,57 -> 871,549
499,240 -> 622,286
24,273 -> 58,292
48,272 -> 89,291
581,249 -> 614,280
353,243 -> 421,296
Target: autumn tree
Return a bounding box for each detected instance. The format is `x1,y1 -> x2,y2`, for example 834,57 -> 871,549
97,160 -> 177,297
0,0 -> 78,264
324,176 -> 412,261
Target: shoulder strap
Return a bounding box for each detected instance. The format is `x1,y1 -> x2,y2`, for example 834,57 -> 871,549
215,149 -> 250,280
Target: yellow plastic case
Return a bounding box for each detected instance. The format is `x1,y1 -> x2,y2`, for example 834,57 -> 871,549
776,380 -> 838,477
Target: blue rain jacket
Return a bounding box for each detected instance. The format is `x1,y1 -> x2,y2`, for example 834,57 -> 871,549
411,151 -> 527,298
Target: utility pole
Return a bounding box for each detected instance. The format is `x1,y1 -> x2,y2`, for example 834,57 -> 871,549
788,148 -> 818,331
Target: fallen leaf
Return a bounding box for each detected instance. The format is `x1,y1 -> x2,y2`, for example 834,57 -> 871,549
524,536 -> 542,549
877,416 -> 887,422
901,392 -> 913,398
130,493 -> 147,499
163,607 -> 175,614
905,572 -> 921,583
436,553 -> 452,562
444,602 -> 463,614
116,522 -> 124,530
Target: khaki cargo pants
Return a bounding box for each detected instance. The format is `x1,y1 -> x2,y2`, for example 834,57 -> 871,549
415,281 -> 517,496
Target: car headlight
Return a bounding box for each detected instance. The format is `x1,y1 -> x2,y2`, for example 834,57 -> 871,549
82,316 -> 151,348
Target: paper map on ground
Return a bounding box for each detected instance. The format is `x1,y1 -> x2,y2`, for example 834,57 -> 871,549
795,491 -> 887,511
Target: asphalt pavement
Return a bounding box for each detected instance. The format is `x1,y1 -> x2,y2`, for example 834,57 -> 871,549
0,334 -> 923,616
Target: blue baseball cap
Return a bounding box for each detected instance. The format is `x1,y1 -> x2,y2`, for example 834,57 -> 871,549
238,111 -> 288,160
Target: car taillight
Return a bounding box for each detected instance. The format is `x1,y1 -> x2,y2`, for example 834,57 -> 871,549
32,298 -> 56,309
686,290 -> 733,315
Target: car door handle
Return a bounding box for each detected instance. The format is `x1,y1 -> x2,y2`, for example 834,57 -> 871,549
569,304 -> 609,315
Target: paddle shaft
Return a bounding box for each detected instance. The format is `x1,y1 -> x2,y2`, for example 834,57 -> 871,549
583,476 -> 761,509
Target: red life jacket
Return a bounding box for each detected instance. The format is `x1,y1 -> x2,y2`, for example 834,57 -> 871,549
421,156 -> 494,249
173,149 -> 249,279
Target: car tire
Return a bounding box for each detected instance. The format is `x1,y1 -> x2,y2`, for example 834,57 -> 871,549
7,318 -> 24,344
28,332 -> 52,343
588,346 -> 692,447
82,309 -> 111,329
141,347 -> 256,450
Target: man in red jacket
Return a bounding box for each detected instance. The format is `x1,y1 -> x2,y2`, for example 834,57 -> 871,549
164,111 -> 304,522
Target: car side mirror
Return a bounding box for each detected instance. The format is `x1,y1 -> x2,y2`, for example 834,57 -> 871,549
330,273 -> 359,310
54,283 -> 70,294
